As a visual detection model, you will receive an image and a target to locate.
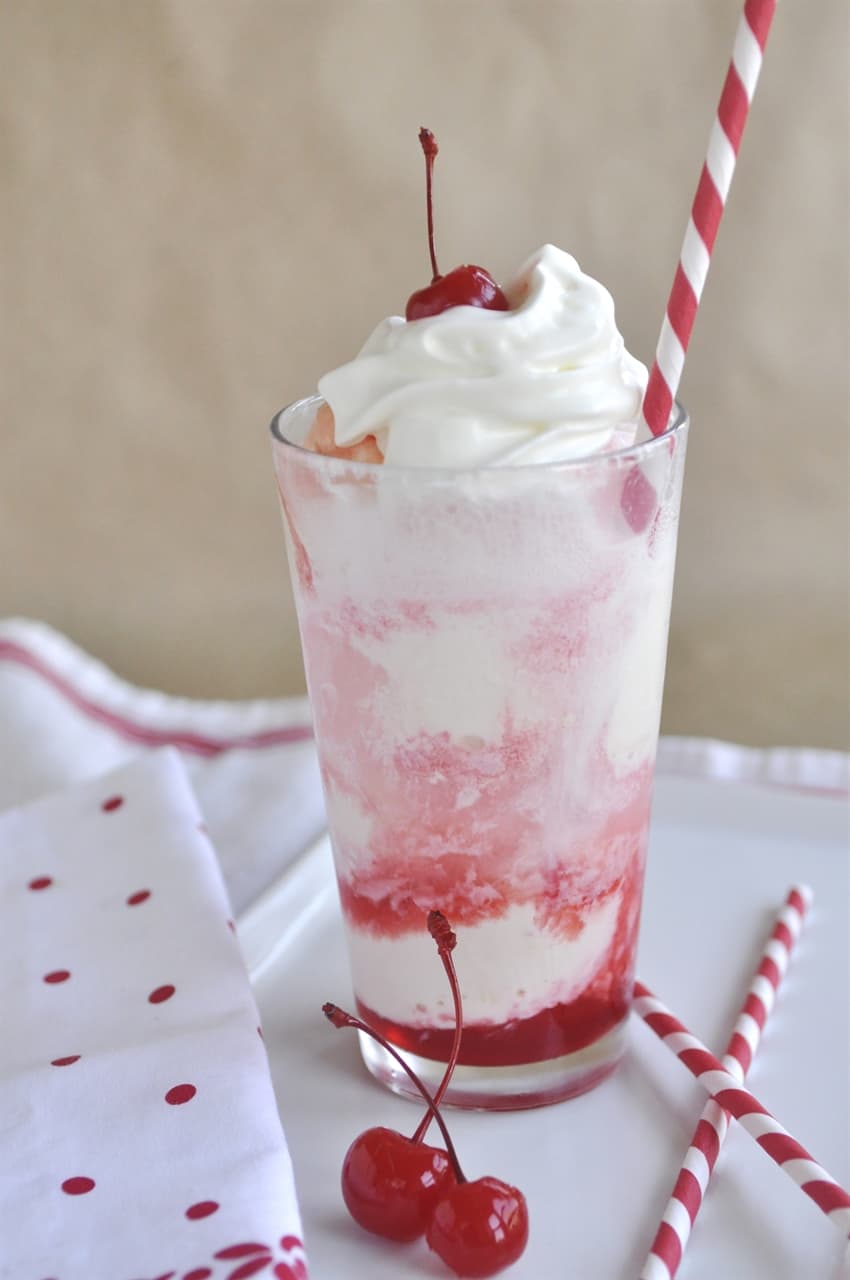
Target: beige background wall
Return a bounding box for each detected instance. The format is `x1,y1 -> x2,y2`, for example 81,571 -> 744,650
1,1 -> 847,748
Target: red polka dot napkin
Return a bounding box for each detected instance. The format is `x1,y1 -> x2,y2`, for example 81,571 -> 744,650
1,747 -> 308,1280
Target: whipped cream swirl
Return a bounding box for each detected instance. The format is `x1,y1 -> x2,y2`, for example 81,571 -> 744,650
317,244 -> 648,467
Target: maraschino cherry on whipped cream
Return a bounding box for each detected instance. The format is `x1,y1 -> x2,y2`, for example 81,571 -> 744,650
310,129 -> 648,468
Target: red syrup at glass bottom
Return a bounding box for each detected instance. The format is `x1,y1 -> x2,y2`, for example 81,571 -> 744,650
351,866 -> 642,1096
355,982 -> 630,1071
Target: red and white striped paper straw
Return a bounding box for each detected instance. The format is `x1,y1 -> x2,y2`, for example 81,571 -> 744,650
640,0 -> 778,437
639,885 -> 813,1280
633,981 -> 850,1236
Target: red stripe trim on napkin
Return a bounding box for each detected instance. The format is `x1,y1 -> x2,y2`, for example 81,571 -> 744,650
0,638 -> 313,755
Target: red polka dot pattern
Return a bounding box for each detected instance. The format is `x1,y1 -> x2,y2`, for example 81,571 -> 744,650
274,1262 -> 307,1280
215,1244 -> 270,1259
227,1259 -> 272,1280
148,984 -> 176,1004
61,1176 -> 95,1195
165,1083 -> 197,1106
12,758 -> 309,1279
43,969 -> 71,984
185,1200 -> 219,1220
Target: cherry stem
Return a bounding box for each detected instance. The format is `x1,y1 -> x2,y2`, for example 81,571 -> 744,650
411,911 -> 463,1145
418,127 -> 440,281
323,1001 -> 466,1185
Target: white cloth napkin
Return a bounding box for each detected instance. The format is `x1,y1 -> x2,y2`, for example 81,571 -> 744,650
0,747 -> 308,1280
0,619 -> 327,913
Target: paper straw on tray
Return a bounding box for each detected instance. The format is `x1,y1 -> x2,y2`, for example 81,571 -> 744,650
633,981 -> 850,1236
640,0 -> 778,438
639,885 -> 813,1280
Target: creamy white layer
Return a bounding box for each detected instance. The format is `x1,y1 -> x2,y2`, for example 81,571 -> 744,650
318,244 -> 647,467
347,897 -> 619,1027
339,580 -> 675,782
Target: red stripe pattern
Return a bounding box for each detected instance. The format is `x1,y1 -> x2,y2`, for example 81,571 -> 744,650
634,975 -> 850,1244
641,887 -> 812,1279
641,0 -> 777,437
0,639 -> 313,757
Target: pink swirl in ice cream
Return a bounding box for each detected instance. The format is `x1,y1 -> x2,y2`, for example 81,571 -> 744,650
315,244 -> 647,467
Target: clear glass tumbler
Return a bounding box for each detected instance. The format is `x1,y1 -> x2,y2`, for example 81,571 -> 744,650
271,399 -> 688,1109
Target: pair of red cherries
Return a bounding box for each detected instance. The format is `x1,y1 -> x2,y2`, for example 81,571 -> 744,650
324,911 -> 529,1279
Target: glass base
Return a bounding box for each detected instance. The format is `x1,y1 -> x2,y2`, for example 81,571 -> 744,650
357,1014 -> 629,1111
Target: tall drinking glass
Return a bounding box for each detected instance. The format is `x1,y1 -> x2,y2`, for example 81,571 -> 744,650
271,399 -> 688,1109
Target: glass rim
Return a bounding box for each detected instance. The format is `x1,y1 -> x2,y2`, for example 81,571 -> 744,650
269,395 -> 688,476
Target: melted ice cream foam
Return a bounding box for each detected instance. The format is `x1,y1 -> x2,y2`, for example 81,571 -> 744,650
316,243 -> 647,467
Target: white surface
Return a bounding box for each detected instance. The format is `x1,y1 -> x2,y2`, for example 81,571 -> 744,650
251,776 -> 850,1280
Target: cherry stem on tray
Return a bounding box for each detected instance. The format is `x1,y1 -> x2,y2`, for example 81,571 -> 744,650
322,1001 -> 466,1185
411,910 -> 463,1145
419,127 -> 441,281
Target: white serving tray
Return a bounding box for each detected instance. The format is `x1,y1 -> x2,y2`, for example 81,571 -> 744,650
246,777 -> 850,1280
